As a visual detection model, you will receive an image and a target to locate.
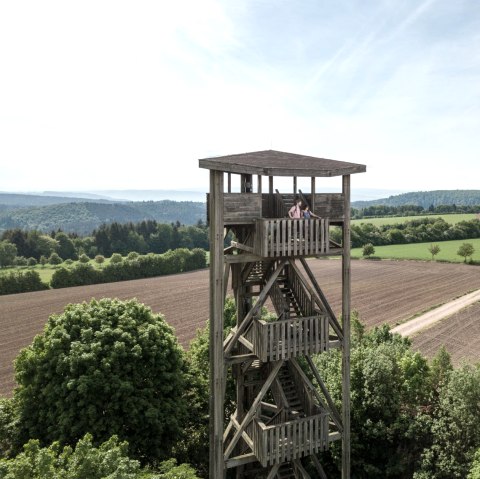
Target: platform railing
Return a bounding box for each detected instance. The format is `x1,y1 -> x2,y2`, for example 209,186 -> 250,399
254,218 -> 329,257
253,413 -> 330,467
252,315 -> 330,362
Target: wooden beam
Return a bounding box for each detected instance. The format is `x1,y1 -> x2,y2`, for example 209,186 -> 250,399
225,253 -> 264,264
342,174 -> 351,479
257,175 -> 262,194
228,173 -> 232,193
299,257 -> 344,341
305,356 -> 343,431
209,169 -> 225,479
224,360 -> 284,459
293,176 -> 297,194
311,455 -> 328,479
293,459 -> 312,479
269,176 -> 274,194
224,259 -> 287,355
266,464 -> 280,479
225,453 -> 257,469
311,177 -> 316,213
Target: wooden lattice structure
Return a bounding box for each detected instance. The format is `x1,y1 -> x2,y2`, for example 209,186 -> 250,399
199,150 -> 366,479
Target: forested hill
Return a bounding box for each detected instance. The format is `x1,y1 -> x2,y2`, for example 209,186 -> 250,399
0,201 -> 206,234
352,190 -> 480,209
0,193 -> 114,208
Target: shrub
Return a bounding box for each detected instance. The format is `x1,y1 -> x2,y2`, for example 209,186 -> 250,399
13,256 -> 27,267
110,253 -> 123,264
15,298 -> 187,463
0,271 -> 49,296
94,254 -> 105,265
78,253 -> 90,263
39,256 -> 47,266
48,252 -> 63,265
127,251 -> 139,261
362,243 -> 375,258
184,248 -> 207,271
26,257 -> 37,267
64,258 -> 74,265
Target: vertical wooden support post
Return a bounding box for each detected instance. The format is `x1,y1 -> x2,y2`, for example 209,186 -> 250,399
209,170 -> 225,479
257,175 -> 262,194
269,176 -> 274,194
293,176 -> 297,195
311,177 -> 316,213
228,173 -> 232,193
341,174 -> 351,479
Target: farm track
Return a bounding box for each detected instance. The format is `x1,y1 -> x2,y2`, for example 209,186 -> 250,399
1,260 -> 479,396
411,301 -> 480,366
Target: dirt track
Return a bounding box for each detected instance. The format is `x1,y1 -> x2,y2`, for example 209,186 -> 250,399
392,289 -> 480,336
1,259 -> 479,396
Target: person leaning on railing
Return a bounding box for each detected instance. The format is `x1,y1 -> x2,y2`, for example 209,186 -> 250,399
302,205 -> 320,219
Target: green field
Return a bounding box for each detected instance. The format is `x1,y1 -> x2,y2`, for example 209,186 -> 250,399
352,238 -> 480,262
351,213 -> 477,227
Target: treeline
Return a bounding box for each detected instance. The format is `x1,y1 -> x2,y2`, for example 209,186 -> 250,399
352,189 -> 480,209
331,217 -> 480,248
0,248 -> 207,295
0,220 -> 208,266
0,270 -> 48,295
50,249 -> 207,289
352,203 -> 480,219
0,199 -> 206,234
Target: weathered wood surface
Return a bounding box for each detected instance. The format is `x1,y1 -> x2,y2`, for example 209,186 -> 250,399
209,170 -> 225,479
199,150 -> 367,177
252,413 -> 330,467
252,315 -> 331,362
254,218 -> 329,257
341,174 -> 351,479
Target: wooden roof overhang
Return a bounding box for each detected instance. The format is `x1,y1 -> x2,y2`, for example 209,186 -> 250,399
199,150 -> 366,177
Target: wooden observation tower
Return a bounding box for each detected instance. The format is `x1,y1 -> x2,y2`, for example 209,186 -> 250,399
199,150 -> 366,479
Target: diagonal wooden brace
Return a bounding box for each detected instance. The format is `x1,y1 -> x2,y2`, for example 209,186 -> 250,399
224,360 -> 284,460
224,259 -> 288,355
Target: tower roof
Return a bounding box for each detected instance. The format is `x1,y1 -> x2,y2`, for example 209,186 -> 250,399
199,149 -> 366,177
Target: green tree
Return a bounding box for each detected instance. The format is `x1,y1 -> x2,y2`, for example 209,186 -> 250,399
110,253 -> 123,264
415,364 -> 480,479
78,253 -> 90,264
469,449 -> 480,479
0,434 -> 144,478
362,243 -> 375,258
14,298 -> 187,463
0,242 -> 17,268
36,235 -> 58,258
55,232 -> 77,261
39,256 -> 47,267
428,244 -> 441,260
26,257 -> 37,267
12,256 -> 27,267
47,252 -> 63,265
457,242 -> 475,262
94,254 -> 105,265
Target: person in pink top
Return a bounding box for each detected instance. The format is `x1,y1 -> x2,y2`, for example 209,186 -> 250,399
288,198 -> 303,218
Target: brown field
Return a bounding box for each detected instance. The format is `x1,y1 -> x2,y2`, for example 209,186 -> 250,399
412,301 -> 480,366
1,259 -> 479,396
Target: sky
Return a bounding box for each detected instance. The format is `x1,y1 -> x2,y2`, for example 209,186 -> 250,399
0,0 -> 479,194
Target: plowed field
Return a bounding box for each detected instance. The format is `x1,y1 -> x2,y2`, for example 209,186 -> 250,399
1,260 -> 479,396
412,301 -> 480,366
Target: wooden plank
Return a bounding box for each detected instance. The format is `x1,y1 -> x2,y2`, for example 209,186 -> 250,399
209,170 -> 225,479
341,174 -> 351,479
225,453 -> 257,469
266,464 -> 280,479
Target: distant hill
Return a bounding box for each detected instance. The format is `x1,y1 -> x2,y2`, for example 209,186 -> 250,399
0,201 -> 206,235
352,190 -> 480,209
0,193 -> 115,209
